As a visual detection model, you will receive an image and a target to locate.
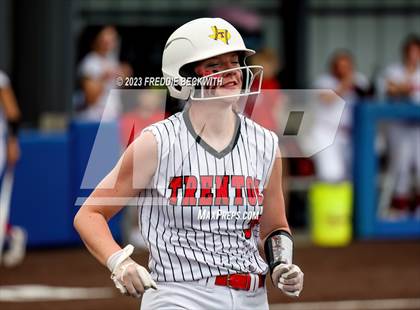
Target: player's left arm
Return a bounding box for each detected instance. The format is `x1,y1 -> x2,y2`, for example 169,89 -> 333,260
0,84 -> 21,167
259,147 -> 289,237
259,146 -> 304,297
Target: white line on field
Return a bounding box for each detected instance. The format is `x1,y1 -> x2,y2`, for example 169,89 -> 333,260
0,285 -> 114,302
270,298 -> 420,310
1,285 -> 419,309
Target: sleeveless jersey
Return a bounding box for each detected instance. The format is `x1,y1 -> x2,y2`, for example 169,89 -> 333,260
137,108 -> 278,282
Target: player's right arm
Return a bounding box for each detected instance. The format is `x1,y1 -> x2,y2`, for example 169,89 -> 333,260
73,130 -> 157,266
384,66 -> 412,98
386,80 -> 412,97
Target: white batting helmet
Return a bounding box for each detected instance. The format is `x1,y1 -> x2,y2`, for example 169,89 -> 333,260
162,17 -> 262,100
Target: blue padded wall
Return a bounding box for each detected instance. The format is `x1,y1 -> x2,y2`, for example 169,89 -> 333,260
9,131 -> 72,246
8,121 -> 122,247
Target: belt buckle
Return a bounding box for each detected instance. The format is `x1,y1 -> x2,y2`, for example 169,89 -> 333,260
226,274 -> 234,289
226,274 -> 251,291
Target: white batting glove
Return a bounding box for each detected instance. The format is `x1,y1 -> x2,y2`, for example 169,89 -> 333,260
272,263 -> 304,297
107,245 -> 157,298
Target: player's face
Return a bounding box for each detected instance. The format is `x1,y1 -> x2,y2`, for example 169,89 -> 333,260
95,26 -> 118,54
404,43 -> 420,65
333,56 -> 353,79
194,52 -> 243,98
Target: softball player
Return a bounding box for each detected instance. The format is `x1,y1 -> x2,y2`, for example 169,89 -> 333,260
313,50 -> 370,182
74,18 -> 304,309
383,35 -> 420,216
0,69 -> 26,267
76,26 -> 129,122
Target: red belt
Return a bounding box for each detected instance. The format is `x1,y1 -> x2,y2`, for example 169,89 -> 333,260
215,274 -> 265,291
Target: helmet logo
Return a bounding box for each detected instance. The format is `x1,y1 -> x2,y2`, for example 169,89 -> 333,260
209,26 -> 231,45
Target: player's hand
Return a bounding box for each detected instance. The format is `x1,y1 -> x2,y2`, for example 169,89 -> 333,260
272,263 -> 304,297
107,245 -> 157,298
399,81 -> 413,95
111,257 -> 157,298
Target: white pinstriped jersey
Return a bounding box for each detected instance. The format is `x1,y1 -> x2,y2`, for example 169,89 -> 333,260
137,108 -> 278,282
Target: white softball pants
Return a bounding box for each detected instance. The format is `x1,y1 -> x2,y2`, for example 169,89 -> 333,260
141,277 -> 269,310
388,123 -> 420,196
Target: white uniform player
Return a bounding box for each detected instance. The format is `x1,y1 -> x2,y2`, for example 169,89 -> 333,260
0,70 -> 26,267
382,35 -> 420,215
76,26 -> 122,122
74,18 -> 304,309
312,51 -> 369,182
138,110 -> 277,282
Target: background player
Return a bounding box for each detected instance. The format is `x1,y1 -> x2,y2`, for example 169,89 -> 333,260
74,18 -> 303,309
0,69 -> 26,267
383,35 -> 420,218
312,50 -> 370,183
76,26 -> 132,122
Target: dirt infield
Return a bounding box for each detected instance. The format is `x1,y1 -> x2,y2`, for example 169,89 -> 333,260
1,240 -> 419,310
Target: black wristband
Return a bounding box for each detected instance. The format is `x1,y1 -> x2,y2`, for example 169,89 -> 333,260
264,229 -> 293,275
7,119 -> 20,137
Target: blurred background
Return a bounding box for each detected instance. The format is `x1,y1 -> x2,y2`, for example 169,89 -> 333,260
0,0 -> 419,309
